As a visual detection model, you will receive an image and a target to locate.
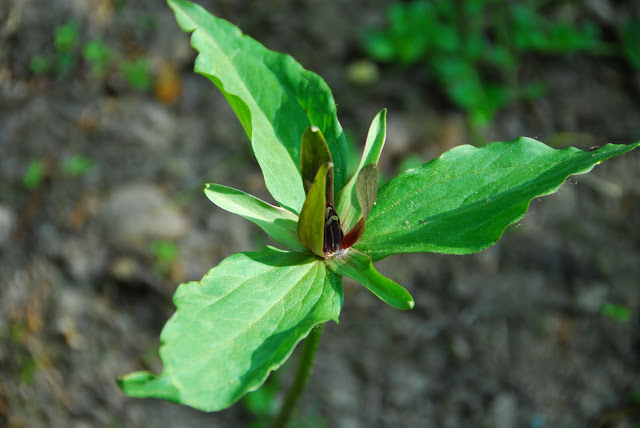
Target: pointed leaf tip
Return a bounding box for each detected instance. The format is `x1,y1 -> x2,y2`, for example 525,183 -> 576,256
336,109 -> 387,231
301,126 -> 333,196
356,138 -> 640,260
203,183 -> 305,251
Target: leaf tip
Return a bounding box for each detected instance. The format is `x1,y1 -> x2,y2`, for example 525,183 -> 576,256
404,298 -> 415,311
117,370 -> 157,395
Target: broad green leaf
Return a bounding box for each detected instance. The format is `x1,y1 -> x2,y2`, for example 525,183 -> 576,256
118,246 -> 342,411
203,183 -> 306,252
356,164 -> 378,219
168,0 -> 348,214
300,126 -> 333,198
337,109 -> 387,230
326,249 -> 414,310
298,163 -> 331,257
355,138 -> 640,260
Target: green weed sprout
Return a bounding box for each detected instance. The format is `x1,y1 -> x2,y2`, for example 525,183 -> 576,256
150,239 -> 179,275
23,160 -> 44,190
62,155 -> 92,176
619,20 -> 640,71
119,59 -> 153,91
30,21 -> 153,91
118,1 -> 639,425
83,41 -> 113,78
54,20 -> 79,77
363,0 -> 614,129
601,302 -> 632,323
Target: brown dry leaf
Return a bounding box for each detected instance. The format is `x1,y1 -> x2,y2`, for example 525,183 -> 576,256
155,61 -> 182,105
68,194 -> 99,230
77,107 -> 98,135
26,277 -> 50,334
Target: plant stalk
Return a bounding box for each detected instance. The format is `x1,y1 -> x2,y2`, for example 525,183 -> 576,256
272,324 -> 324,428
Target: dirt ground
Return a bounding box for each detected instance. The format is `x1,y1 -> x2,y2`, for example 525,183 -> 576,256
1,1 -> 640,427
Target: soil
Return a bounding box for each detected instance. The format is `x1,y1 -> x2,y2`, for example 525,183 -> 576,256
1,1 -> 639,427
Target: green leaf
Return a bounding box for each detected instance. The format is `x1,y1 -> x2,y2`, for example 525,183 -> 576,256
167,0 -> 348,215
336,109 -> 387,231
601,302 -> 631,323
356,138 -> 640,261
62,155 -> 92,176
54,21 -> 79,53
24,160 -> 44,190
29,55 -> 51,75
356,164 -> 378,220
300,126 -> 333,197
297,163 -> 331,257
119,59 -> 153,91
150,240 -> 178,264
326,249 -> 414,310
83,41 -> 113,77
118,246 -> 342,411
204,183 -> 306,252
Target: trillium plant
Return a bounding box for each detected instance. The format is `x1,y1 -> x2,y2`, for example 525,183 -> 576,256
119,0 -> 640,424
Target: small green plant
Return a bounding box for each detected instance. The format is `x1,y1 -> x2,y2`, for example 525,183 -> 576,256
54,20 -> 79,52
243,375 -> 280,427
118,1 -> 639,425
23,160 -> 44,190
119,58 -> 153,91
601,301 -> 632,323
82,40 -> 113,78
29,21 -> 80,77
619,20 -> 640,71
28,55 -> 51,75
53,20 -> 80,76
30,20 -> 153,91
61,155 -> 92,176
363,0 -> 613,129
149,239 -> 178,275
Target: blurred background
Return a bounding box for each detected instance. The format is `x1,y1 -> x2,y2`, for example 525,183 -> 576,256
1,0 -> 640,427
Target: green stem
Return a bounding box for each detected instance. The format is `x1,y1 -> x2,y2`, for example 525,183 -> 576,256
272,324 -> 324,428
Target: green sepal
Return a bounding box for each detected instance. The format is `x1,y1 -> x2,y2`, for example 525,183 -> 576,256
203,183 -> 306,252
326,249 -> 414,310
356,163 -> 378,220
301,126 -> 333,199
336,109 -> 387,231
298,163 -> 332,257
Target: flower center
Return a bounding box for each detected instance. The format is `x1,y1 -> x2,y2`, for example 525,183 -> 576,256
323,203 -> 343,255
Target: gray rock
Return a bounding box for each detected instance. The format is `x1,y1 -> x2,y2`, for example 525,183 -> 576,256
62,233 -> 108,283
0,204 -> 16,246
103,183 -> 188,252
488,393 -> 518,428
576,283 -> 609,314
